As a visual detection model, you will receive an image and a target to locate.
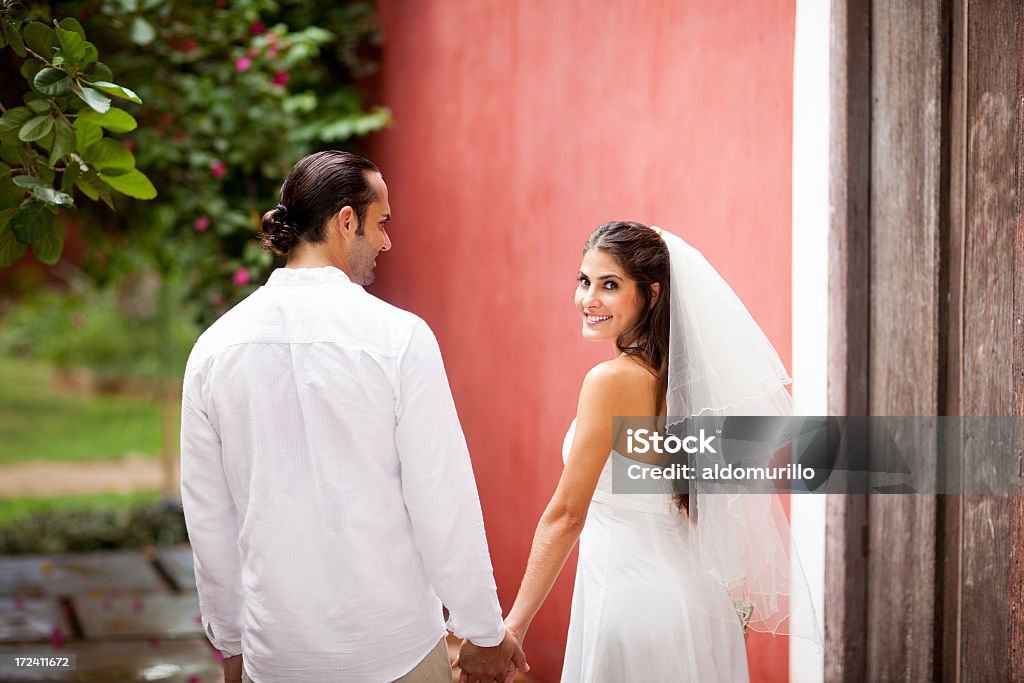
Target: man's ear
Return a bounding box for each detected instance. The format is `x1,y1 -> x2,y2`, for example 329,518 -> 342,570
334,206 -> 356,238
649,282 -> 661,309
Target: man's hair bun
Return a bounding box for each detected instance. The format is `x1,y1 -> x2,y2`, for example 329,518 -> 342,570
259,204 -> 298,255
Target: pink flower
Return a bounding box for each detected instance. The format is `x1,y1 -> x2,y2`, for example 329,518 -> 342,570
272,70 -> 290,86
235,56 -> 252,72
250,21 -> 265,35
267,45 -> 279,58
210,160 -> 227,179
248,46 -> 260,58
123,140 -> 136,153
233,268 -> 250,287
210,292 -> 224,307
194,215 -> 211,232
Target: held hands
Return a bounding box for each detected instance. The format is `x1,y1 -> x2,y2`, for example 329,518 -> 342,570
222,654 -> 244,683
454,630 -> 528,683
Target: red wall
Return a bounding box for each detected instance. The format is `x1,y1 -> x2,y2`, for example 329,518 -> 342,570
368,2 -> 795,680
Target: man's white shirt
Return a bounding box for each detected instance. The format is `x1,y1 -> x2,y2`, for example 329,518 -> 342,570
180,265 -> 505,682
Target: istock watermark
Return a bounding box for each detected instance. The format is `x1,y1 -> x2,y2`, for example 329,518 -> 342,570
610,416 -> 1024,495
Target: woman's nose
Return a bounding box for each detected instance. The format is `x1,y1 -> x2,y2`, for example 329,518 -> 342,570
381,231 -> 391,252
582,285 -> 599,309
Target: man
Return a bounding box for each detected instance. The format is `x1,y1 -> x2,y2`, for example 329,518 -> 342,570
180,151 -> 526,683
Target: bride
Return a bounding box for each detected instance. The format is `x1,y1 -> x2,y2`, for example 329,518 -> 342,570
503,221 -> 817,682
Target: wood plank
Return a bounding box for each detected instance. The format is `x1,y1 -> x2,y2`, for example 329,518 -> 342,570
940,1 -> 967,679
867,1 -> 947,680
825,0 -> 872,680
958,1 -> 1020,679
1010,2 -> 1024,675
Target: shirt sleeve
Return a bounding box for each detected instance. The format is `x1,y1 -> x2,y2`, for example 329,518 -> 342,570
394,321 -> 506,647
180,374 -> 244,657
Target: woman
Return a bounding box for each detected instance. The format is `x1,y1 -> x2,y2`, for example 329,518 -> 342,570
504,222 -> 815,682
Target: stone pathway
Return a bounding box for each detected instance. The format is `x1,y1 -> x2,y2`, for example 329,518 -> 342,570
0,547 -> 220,682
0,547 -> 539,682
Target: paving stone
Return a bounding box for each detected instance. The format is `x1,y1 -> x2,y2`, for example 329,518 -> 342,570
0,552 -> 168,598
154,546 -> 195,590
74,594 -> 202,640
0,598 -> 73,644
0,639 -> 222,682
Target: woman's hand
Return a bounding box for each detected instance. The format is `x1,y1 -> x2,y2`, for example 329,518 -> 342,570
504,621 -> 526,646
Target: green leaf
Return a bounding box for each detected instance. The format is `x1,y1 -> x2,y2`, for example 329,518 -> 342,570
57,18 -> 86,39
73,119 -> 102,152
55,27 -> 87,64
130,17 -> 155,45
18,115 -> 54,142
86,61 -> 113,83
0,173 -> 22,210
81,42 -> 98,66
0,226 -> 28,266
69,81 -> 111,113
34,68 -> 72,96
8,202 -> 53,243
50,120 -> 75,165
26,97 -> 49,113
0,108 -> 32,140
32,221 -> 64,264
3,21 -> 26,58
20,58 -> 42,84
0,207 -> 16,232
77,108 -> 137,133
12,175 -> 73,207
100,168 -> 156,199
75,174 -> 100,201
22,22 -> 57,60
0,142 -> 25,165
88,81 -> 142,105
11,175 -> 41,189
86,139 -> 136,174
61,161 -> 79,193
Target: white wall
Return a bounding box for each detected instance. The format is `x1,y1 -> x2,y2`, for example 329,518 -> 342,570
790,0 -> 829,681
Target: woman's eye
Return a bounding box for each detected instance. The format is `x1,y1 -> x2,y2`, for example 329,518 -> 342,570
578,277 -> 590,287
603,281 -> 618,290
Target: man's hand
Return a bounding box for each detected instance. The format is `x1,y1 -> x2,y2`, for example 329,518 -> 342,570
456,631 -> 528,683
222,653 -> 244,683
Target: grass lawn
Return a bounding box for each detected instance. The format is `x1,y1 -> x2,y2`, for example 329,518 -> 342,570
0,355 -> 164,464
0,491 -> 162,526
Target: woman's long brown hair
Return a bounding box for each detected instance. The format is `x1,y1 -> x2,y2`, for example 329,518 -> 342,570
583,222 -> 688,514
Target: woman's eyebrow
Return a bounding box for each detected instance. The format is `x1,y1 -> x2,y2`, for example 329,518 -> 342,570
578,270 -> 622,280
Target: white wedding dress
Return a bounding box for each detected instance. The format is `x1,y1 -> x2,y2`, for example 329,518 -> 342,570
560,419 -> 750,683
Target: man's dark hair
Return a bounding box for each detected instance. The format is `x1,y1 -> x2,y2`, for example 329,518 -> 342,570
260,151 -> 380,255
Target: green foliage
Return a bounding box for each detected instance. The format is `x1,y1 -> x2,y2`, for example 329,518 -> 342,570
0,496 -> 186,554
0,275 -> 200,384
64,0 -> 390,324
0,1 -> 155,266
0,355 -> 162,464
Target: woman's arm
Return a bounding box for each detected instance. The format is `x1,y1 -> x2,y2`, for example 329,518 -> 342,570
504,362 -> 640,640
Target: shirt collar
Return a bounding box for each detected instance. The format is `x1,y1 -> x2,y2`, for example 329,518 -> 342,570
265,265 -> 352,287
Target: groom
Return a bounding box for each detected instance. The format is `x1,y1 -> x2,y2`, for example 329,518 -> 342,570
180,151 -> 526,683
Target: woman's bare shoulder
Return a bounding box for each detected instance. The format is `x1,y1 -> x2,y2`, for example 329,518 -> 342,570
581,356 -> 657,403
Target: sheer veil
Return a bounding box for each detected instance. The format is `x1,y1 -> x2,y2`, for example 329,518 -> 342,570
651,226 -> 823,649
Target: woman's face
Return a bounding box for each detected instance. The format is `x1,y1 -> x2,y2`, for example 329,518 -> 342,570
575,248 -> 645,344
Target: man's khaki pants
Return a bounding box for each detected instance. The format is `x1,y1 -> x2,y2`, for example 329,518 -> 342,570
240,638 -> 450,683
